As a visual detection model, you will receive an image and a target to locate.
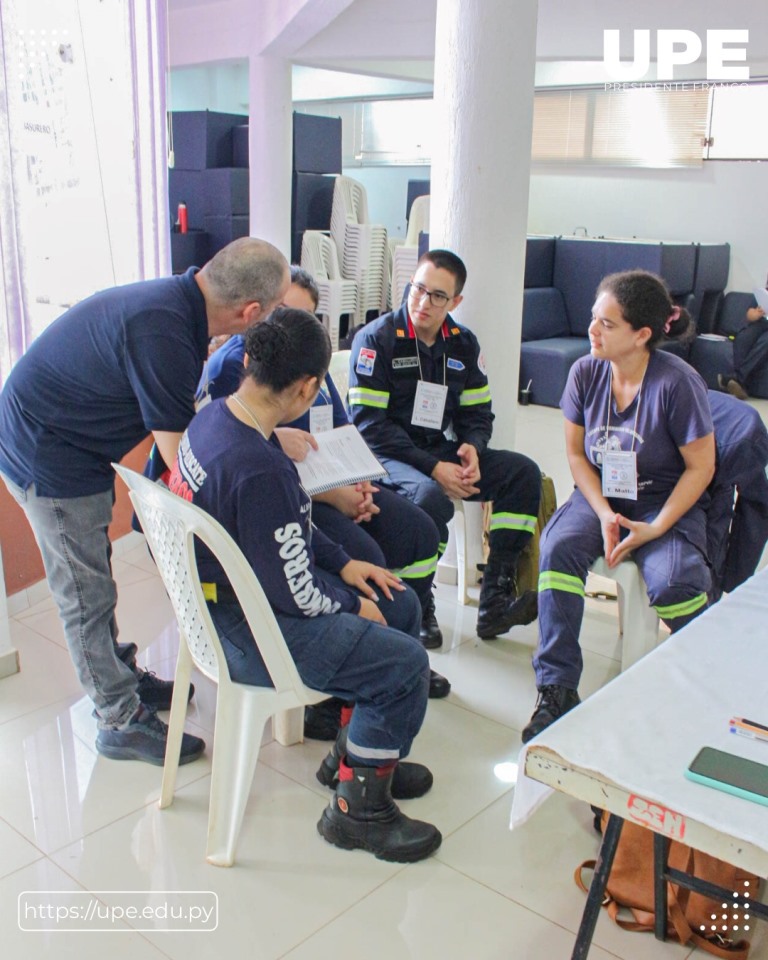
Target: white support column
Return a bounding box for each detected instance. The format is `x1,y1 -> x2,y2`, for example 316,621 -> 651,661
248,55 -> 292,259
431,0 -> 538,449
0,547 -> 20,680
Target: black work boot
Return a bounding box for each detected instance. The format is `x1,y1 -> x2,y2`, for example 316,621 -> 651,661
316,725 -> 433,799
521,684 -> 581,743
476,558 -> 538,639
317,759 -> 442,862
419,591 -> 443,649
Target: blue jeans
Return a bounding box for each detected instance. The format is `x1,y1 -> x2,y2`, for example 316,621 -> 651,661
2,474 -> 140,728
209,573 -> 429,764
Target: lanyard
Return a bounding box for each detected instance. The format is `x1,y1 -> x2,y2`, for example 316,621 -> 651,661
414,330 -> 447,386
605,364 -> 646,453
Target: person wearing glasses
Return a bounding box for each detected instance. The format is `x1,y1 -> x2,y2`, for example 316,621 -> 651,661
348,249 -> 542,644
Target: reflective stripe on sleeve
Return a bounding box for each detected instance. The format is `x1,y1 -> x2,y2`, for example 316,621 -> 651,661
348,386 -> 390,409
459,385 -> 492,407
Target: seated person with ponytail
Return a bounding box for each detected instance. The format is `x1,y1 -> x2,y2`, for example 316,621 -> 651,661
198,267 -> 450,735
169,308 -> 441,863
523,270 -> 715,743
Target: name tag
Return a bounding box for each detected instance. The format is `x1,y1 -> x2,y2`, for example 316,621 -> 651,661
602,450 -> 638,500
392,356 -> 419,369
411,381 -> 448,430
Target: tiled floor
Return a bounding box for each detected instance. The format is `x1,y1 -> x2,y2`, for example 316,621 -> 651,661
2,403 -> 767,960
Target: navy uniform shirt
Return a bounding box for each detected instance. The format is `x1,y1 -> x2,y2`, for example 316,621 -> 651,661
0,268 -> 209,497
169,400 -> 360,619
348,304 -> 493,476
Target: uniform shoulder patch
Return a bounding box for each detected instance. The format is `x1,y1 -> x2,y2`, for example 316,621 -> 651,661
478,351 -> 487,375
356,347 -> 377,376
446,357 -> 465,371
395,328 -> 405,338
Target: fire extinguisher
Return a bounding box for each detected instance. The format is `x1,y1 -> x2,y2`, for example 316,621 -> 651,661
176,202 -> 188,234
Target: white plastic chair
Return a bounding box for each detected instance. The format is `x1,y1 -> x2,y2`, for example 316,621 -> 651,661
113,464 -> 327,867
301,231 -> 357,350
405,195 -> 430,247
436,500 -> 486,606
328,349 -> 352,406
589,556 -> 662,671
391,195 -> 430,309
330,175 -> 388,325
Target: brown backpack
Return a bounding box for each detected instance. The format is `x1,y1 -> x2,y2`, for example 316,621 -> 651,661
575,811 -> 759,958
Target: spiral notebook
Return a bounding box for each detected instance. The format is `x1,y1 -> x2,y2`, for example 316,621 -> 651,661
295,424 -> 387,495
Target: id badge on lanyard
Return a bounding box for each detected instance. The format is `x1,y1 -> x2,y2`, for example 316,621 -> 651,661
309,404 -> 333,434
601,367 -> 644,501
411,380 -> 448,430
602,450 -> 638,500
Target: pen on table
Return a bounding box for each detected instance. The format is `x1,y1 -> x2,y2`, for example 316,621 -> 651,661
729,717 -> 768,743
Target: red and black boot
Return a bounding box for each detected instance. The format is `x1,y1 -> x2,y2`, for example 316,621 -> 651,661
316,710 -> 433,799
317,758 -> 442,862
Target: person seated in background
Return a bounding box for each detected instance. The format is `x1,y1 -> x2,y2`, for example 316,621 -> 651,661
348,248 -> 542,643
169,308 -> 441,863
194,267 -> 451,733
523,270 -> 715,743
718,283 -> 768,400
706,390 -> 768,601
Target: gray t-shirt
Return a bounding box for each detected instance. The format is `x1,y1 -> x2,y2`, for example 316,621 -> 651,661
561,350 -> 713,509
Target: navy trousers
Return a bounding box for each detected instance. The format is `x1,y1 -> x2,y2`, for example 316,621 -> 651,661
312,486 -> 439,606
533,489 -> 711,690
380,442 -> 541,561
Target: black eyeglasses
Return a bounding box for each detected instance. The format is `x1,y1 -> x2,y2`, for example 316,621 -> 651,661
409,281 -> 452,308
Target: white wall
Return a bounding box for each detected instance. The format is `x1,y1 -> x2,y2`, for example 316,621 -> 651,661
529,161 -> 768,291
342,166 -> 430,238
170,62 -> 249,113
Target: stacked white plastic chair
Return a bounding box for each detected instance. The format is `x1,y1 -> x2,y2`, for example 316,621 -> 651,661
300,231 -> 357,350
390,195 -> 430,309
330,175 -> 388,325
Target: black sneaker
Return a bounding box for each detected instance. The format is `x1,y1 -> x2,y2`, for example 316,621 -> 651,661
521,684 -> 580,743
303,697 -> 345,741
96,704 -> 205,766
428,669 -> 451,699
419,592 -> 443,649
137,670 -> 194,711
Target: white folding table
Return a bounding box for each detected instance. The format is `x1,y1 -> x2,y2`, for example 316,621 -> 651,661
513,566 -> 768,958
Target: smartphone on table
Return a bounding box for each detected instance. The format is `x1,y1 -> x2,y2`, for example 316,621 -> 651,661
686,746 -> 768,807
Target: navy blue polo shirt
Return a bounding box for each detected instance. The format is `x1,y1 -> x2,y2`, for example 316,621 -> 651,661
0,268 -> 209,497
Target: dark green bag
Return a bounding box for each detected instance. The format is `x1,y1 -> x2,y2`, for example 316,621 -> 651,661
513,474 -> 557,595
